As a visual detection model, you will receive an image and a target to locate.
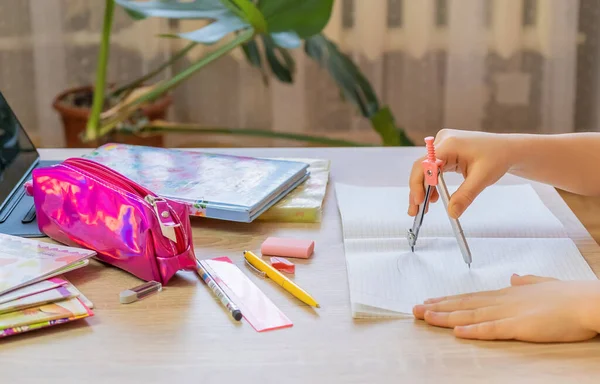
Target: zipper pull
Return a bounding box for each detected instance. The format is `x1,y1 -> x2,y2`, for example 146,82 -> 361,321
145,195 -> 179,243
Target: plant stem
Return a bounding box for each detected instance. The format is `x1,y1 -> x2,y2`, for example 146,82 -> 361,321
139,28 -> 255,105
96,28 -> 255,137
108,41 -> 197,99
85,0 -> 114,142
141,122 -> 372,147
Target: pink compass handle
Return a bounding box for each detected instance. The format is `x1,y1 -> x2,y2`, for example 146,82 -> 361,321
422,136 -> 443,186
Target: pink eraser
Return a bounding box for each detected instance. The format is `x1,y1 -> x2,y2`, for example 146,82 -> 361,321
260,237 -> 314,259
270,257 -> 295,274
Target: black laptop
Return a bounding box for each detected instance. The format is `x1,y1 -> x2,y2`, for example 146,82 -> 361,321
0,91 -> 58,237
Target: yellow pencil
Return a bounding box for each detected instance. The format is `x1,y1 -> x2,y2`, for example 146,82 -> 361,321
243,250 -> 320,308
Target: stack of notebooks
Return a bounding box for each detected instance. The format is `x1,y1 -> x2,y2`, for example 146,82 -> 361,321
256,157 -> 330,223
84,144 -> 329,223
0,233 -> 96,338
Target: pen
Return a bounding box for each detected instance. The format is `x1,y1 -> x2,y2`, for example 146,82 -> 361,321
196,260 -> 243,321
243,250 -> 320,308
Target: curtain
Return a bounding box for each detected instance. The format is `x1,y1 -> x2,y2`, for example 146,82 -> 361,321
0,0 -> 593,148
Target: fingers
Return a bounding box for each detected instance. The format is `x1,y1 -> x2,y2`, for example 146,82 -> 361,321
409,183 -> 440,217
423,306 -> 506,328
413,296 -> 499,318
510,273 -> 557,286
430,188 -> 439,203
408,157 -> 427,216
409,129 -> 458,216
434,128 -> 452,145
447,167 -> 489,219
453,318 -> 517,340
421,287 -> 509,305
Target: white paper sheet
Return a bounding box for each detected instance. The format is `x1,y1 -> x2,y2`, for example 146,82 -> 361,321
336,183 -> 568,240
335,183 -> 597,318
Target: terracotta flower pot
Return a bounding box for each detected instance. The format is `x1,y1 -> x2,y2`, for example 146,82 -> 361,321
52,85 -> 171,148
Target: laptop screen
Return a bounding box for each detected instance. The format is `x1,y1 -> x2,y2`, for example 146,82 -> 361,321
0,92 -> 38,205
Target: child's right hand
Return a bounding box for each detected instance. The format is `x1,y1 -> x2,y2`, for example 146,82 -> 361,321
408,129 -> 516,219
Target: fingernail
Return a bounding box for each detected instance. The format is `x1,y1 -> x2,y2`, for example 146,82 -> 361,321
414,305 -> 425,312
424,310 -> 437,319
424,297 -> 444,304
512,273 -> 519,277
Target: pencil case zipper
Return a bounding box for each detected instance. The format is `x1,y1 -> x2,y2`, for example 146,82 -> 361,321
60,157 -> 186,254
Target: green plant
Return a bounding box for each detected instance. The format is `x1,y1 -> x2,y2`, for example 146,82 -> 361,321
84,0 -> 413,147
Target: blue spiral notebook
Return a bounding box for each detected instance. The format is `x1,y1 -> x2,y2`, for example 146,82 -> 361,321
83,144 -> 309,222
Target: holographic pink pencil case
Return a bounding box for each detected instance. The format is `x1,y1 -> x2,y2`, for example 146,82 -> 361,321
25,157 -> 197,284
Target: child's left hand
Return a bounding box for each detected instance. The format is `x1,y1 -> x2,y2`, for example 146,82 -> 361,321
413,274 -> 600,342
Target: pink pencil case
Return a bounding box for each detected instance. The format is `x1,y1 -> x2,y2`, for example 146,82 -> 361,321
25,157 -> 197,285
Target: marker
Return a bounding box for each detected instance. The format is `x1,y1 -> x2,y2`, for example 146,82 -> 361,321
196,260 -> 242,321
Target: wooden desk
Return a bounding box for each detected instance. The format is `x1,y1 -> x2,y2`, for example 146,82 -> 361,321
4,147 -> 600,383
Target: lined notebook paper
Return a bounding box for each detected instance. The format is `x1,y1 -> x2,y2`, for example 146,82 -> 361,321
335,183 -> 597,318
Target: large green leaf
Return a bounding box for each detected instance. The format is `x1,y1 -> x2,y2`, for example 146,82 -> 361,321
241,39 -> 270,85
115,0 -> 253,44
171,14 -> 249,44
262,35 -> 295,83
304,33 -> 379,117
270,31 -> 301,48
115,0 -> 330,47
370,107 -> 413,146
114,0 -> 228,19
242,40 -> 262,68
304,34 -> 413,146
259,0 -> 334,38
220,0 -> 267,33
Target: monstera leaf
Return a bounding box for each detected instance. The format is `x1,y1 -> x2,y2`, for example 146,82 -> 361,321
114,0 -> 332,48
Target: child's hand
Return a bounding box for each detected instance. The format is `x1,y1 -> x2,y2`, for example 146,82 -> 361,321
408,129 -> 515,219
413,274 -> 600,342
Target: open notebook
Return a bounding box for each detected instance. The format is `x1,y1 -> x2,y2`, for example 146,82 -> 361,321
335,183 -> 598,318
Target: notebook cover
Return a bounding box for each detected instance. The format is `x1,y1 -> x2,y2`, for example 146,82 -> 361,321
0,297 -> 93,338
84,143 -> 310,222
0,285 -> 77,315
0,277 -> 69,305
0,234 -> 96,296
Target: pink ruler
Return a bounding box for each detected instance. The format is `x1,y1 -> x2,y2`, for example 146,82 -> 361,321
202,257 -> 293,332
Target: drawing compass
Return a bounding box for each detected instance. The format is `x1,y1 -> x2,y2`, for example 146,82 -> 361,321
407,137 -> 473,268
